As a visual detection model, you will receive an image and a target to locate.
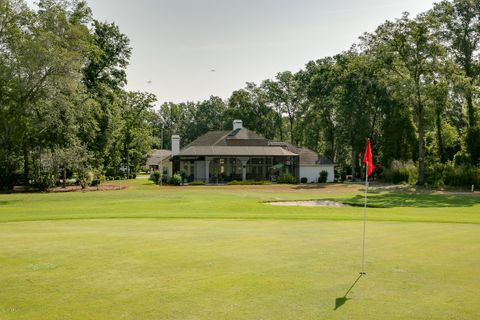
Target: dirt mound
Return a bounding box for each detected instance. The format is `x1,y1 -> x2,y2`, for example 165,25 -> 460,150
47,185 -> 126,193
267,200 -> 348,207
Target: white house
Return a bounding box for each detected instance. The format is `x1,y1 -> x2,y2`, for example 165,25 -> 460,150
158,120 -> 334,183
145,149 -> 172,177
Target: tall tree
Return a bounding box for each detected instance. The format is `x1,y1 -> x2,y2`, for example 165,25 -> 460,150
432,0 -> 480,128
120,91 -> 157,177
82,20 -> 132,170
225,82 -> 277,139
367,14 -> 445,184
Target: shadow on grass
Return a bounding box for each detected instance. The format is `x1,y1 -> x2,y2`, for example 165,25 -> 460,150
339,191 -> 480,208
334,274 -> 363,310
0,200 -> 22,205
294,184 -> 330,190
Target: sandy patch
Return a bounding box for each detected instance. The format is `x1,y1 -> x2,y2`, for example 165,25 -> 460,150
46,184 -> 126,193
267,200 -> 348,207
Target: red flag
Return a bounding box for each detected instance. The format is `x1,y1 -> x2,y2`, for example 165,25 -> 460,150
363,139 -> 375,177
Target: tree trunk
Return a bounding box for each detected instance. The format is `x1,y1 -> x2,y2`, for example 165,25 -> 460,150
125,145 -> 130,179
289,117 -> 294,144
351,147 -> 356,181
416,90 -> 425,185
23,142 -> 29,186
277,114 -> 284,141
466,85 -> 476,128
435,107 -> 445,163
63,168 -> 67,188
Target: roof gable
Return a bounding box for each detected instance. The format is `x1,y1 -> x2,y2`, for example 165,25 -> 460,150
186,128 -> 269,147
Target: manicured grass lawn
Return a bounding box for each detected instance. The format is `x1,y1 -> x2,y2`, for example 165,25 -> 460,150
0,180 -> 479,319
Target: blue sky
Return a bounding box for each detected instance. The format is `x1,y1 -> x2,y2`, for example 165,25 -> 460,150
30,0 -> 439,103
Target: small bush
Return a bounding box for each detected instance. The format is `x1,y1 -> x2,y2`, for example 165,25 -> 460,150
149,171 -> 161,184
383,160 -> 418,184
318,170 -> 328,183
179,170 -> 188,184
76,169 -> 94,189
442,165 -> 479,187
170,174 -> 182,186
423,163 -> 479,188
189,181 -> 206,186
300,177 -> 308,183
277,173 -> 296,184
425,163 -> 447,188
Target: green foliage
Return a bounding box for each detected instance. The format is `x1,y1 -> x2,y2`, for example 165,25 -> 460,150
425,163 -> 449,188
300,177 -> 308,183
2,0 -> 480,195
318,170 -> 329,183
170,174 -> 182,186
0,1 -> 156,190
425,163 -> 480,188
453,150 -> 472,166
149,171 -> 161,185
466,126 -> 480,165
277,173 -> 296,184
383,160 -> 418,184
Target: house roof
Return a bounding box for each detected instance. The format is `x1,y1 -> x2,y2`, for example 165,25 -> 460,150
146,149 -> 171,166
269,142 -> 333,165
185,128 -> 269,147
174,126 -> 332,165
176,146 -> 297,157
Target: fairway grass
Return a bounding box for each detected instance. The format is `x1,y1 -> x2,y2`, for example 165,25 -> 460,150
0,180 -> 479,319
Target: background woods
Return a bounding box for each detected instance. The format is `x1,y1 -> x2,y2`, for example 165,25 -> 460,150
1,0 -> 479,190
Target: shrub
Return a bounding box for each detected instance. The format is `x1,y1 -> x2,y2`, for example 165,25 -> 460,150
443,165 -> 480,187
318,170 -> 328,183
423,162 -> 479,188
78,169 -> 94,189
383,160 -> 418,184
277,172 -> 296,184
189,181 -> 206,186
466,125 -> 480,165
300,177 -> 308,183
170,174 -> 182,186
453,151 -> 471,167
149,171 -> 161,184
179,170 -> 187,183
425,163 -> 447,188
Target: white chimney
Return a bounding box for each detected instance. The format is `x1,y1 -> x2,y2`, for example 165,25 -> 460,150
171,135 -> 180,156
233,120 -> 243,130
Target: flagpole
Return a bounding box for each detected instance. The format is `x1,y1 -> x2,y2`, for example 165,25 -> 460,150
361,163 -> 368,275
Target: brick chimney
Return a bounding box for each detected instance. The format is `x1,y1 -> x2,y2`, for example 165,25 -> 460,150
233,120 -> 243,130
171,135 -> 180,156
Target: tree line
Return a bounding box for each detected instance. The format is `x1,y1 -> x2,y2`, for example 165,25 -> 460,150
156,0 -> 480,186
0,0 -> 156,190
1,0 -> 479,190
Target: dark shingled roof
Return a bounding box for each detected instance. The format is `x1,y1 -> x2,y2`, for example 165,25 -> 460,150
187,131 -> 230,147
177,146 -> 297,157
146,149 -> 171,166
269,142 -> 333,165
185,128 -> 269,147
178,127 -> 332,165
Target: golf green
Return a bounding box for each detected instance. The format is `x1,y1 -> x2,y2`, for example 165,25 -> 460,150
0,180 -> 479,319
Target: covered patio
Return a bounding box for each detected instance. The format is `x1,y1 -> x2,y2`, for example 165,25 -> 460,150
172,146 -> 299,183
